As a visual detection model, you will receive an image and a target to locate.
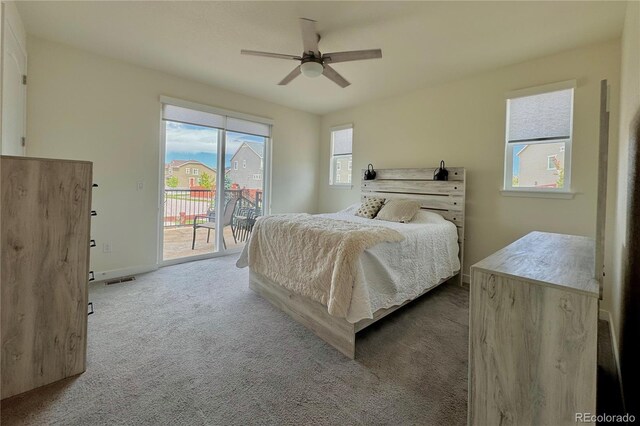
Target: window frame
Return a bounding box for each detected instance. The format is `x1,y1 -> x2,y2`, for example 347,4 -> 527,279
329,124 -> 353,187
503,80 -> 575,195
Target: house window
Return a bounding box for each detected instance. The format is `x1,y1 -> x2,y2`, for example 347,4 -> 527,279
185,168 -> 191,175
504,81 -> 574,193
193,168 -> 199,175
348,160 -> 352,171
234,161 -> 238,170
330,124 -> 353,186
253,174 -> 262,180
243,160 -> 247,168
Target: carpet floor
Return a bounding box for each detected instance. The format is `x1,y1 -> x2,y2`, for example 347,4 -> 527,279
1,255 -> 470,426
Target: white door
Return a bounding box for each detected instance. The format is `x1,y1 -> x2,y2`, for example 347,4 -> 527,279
2,16 -> 27,156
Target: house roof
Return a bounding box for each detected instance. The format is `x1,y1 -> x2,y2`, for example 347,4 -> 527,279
242,142 -> 264,159
229,142 -> 264,161
166,159 -> 216,172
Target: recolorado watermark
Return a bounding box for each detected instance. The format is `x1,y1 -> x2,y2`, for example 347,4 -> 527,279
576,413 -> 636,423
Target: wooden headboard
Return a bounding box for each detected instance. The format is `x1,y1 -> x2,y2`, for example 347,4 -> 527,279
361,167 -> 466,280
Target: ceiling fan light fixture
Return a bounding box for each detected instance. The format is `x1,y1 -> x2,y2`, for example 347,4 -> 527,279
300,61 -> 324,78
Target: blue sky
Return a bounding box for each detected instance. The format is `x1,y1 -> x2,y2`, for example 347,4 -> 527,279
165,122 -> 265,169
512,144 -> 526,176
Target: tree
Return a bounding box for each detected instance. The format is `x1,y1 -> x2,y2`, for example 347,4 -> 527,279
225,174 -> 232,189
166,176 -> 178,188
551,156 -> 564,188
198,172 -> 214,189
512,175 -> 519,187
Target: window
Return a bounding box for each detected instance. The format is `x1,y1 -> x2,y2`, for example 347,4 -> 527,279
234,161 -> 238,170
193,168 -> 199,175
253,174 -> 262,180
185,168 -> 191,175
504,81 -> 574,193
330,125 -> 353,186
243,160 -> 247,168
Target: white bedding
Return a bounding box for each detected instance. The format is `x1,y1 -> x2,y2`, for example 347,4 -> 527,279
238,206 -> 460,323
322,206 -> 460,323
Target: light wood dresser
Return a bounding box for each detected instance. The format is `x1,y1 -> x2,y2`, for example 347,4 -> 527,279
468,231 -> 599,426
1,156 -> 93,399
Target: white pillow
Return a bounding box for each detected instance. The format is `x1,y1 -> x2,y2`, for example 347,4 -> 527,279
375,199 -> 421,223
338,203 -> 361,215
410,210 -> 445,224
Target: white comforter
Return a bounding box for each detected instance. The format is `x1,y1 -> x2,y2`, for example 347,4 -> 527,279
238,207 -> 460,323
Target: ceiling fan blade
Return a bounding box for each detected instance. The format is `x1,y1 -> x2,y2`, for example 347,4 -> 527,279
278,66 -> 302,85
322,49 -> 382,64
241,50 -> 301,61
299,18 -> 320,56
322,65 -> 350,88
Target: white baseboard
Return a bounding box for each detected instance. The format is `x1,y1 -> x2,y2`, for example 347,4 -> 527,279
599,308 -> 626,412
463,273 -> 470,284
93,264 -> 158,283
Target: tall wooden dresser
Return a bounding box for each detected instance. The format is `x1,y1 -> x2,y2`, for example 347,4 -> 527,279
469,231 -> 599,426
1,156 -> 93,399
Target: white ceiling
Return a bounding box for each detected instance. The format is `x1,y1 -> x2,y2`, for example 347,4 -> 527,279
17,1 -> 626,115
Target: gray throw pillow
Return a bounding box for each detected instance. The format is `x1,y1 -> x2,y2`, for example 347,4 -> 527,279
355,197 -> 385,219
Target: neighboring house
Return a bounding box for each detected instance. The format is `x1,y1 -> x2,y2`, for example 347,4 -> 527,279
227,142 -> 264,189
334,157 -> 353,185
516,142 -> 565,188
165,160 -> 217,188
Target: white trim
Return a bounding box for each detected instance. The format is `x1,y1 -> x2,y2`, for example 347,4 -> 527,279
329,123 -> 354,132
500,189 -> 576,199
93,264 -> 159,283
503,83 -> 574,193
599,309 -> 626,413
462,273 -> 470,284
162,247 -> 242,267
159,95 -> 274,126
329,123 -> 354,186
505,79 -> 577,99
264,136 -> 273,214
215,121 -> 226,253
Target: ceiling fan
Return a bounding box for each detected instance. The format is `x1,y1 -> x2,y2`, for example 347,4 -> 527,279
241,18 -> 382,88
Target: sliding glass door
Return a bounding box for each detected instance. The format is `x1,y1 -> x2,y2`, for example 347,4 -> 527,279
160,99 -> 270,263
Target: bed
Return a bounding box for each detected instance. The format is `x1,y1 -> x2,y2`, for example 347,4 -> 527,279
237,167 -> 466,358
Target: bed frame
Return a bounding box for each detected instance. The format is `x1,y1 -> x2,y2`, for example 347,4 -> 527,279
249,167 -> 466,359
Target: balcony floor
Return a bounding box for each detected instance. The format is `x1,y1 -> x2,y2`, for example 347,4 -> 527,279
163,225 -> 245,261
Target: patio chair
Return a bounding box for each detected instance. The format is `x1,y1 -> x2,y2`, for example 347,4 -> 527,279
232,206 -> 260,243
192,197 -> 238,250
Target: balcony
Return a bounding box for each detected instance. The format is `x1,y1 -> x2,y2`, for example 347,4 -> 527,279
162,188 -> 262,261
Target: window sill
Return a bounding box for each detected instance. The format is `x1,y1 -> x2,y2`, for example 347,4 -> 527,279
500,189 -> 576,199
330,184 -> 353,190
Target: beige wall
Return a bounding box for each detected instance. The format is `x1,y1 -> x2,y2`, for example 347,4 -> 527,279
25,37 -> 320,279
318,40 -> 621,283
611,0 -> 640,390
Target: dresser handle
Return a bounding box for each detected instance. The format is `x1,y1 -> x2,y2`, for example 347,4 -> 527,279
90,240 -> 96,248
91,211 -> 97,216
92,183 -> 98,188
89,271 -> 95,282
88,302 -> 94,315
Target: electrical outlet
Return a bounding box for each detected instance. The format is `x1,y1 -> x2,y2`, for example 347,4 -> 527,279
137,181 -> 144,191
103,242 -> 112,253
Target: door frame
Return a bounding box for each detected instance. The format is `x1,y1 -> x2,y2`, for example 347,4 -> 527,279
156,96 -> 272,267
